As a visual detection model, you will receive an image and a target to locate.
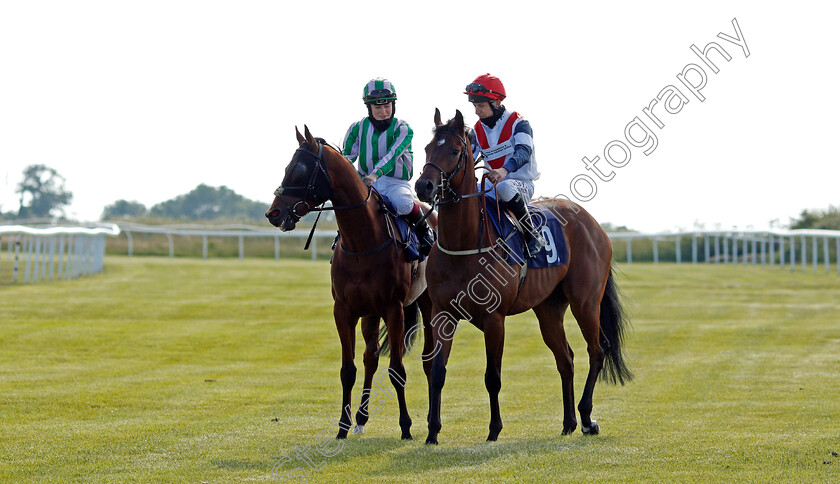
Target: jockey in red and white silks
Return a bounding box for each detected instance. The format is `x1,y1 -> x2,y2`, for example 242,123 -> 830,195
469,108 -> 540,202
465,73 -> 544,257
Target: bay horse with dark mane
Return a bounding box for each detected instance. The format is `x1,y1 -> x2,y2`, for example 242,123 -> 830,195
414,109 -> 632,445
265,126 -> 435,440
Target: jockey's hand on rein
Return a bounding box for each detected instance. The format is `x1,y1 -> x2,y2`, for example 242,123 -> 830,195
363,173 -> 379,187
489,167 -> 508,183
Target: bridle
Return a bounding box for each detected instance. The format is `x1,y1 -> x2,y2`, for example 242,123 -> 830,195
423,130 -> 493,205
422,132 -> 471,204
273,140 -> 372,228
422,127 -> 501,255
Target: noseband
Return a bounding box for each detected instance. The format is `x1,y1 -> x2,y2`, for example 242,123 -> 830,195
423,132 -> 471,203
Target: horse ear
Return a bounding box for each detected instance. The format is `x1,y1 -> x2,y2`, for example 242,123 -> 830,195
453,110 -> 465,131
434,108 -> 442,127
295,126 -> 305,145
303,125 -> 317,149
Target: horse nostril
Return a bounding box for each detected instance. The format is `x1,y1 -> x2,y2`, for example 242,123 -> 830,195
266,209 -> 279,219
415,179 -> 434,200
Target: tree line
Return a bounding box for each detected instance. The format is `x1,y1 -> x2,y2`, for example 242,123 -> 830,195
1,164 -> 270,223
2,164 -> 838,229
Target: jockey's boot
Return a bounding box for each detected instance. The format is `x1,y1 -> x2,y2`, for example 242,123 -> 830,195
406,205 -> 435,256
504,193 -> 545,258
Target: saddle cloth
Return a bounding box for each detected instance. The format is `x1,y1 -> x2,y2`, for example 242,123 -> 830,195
485,201 -> 568,268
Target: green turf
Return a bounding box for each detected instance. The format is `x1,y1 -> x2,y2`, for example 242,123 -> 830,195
1,257 -> 839,482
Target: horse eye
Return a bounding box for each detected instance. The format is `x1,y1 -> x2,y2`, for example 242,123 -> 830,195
451,148 -> 460,156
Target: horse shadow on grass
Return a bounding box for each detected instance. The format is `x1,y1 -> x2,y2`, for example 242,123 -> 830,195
263,433 -> 615,480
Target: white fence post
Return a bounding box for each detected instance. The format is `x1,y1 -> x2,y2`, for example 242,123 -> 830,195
676,236 -> 681,264
126,230 -> 133,257
801,236 -> 807,273
692,235 -> 698,264
653,238 -> 659,264
723,234 -> 729,264
823,236 -> 830,274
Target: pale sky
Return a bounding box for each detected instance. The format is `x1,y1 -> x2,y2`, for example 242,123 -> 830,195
1,1 -> 837,232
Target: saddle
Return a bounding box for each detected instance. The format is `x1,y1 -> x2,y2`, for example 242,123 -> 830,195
485,202 -> 568,269
376,194 -> 427,263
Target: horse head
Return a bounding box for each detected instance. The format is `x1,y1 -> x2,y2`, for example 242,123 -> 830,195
416,108 -> 472,203
265,125 -> 334,230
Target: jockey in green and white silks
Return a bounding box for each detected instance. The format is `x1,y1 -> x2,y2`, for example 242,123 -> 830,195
342,78 -> 435,255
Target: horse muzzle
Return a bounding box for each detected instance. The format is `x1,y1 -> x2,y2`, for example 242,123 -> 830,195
415,178 -> 437,203
265,209 -> 297,231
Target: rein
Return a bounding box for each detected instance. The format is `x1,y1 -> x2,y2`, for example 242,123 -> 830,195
424,132 -> 498,256
273,141 -> 373,220
336,189 -> 399,257
274,140 -> 381,253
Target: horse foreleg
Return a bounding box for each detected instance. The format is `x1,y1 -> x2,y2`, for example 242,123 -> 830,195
426,312 -> 456,445
334,306 -> 358,439
483,316 -> 506,441
533,300 -> 577,435
383,304 -> 412,440
353,315 -> 380,435
416,291 -> 434,389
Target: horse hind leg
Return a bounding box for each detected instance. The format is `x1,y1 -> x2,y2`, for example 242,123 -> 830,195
568,296 -> 606,435
483,315 -> 506,441
353,315 -> 381,435
384,305 -> 413,440
415,291 -> 435,425
533,298 -> 577,435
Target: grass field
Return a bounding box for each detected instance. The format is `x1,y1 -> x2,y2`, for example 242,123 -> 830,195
1,257 -> 839,483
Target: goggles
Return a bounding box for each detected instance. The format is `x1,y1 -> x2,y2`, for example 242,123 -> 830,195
365,89 -> 396,104
465,82 -> 503,98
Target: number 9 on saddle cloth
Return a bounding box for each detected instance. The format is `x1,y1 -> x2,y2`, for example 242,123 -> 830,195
487,202 -> 569,268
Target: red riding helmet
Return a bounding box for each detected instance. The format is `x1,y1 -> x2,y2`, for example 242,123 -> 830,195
464,74 -> 506,103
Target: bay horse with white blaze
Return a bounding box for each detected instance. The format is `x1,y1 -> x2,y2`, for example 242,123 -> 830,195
265,126 -> 435,440
414,109 -> 632,445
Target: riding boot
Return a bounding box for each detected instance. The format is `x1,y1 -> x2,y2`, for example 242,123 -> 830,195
406,207 -> 435,256
504,193 -> 545,258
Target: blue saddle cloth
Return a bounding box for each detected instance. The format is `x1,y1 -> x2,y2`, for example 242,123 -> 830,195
485,201 -> 568,268
379,196 -> 425,263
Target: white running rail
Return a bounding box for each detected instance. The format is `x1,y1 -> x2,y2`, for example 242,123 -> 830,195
0,224 -> 121,284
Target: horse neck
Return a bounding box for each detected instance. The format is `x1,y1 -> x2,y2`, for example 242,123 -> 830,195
323,151 -> 385,251
437,162 -> 485,251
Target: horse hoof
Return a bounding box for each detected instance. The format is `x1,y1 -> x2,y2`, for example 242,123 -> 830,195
425,435 -> 439,445
352,424 -> 365,434
582,421 -> 599,435
401,432 -> 413,440
562,424 -> 577,435
336,429 -> 348,439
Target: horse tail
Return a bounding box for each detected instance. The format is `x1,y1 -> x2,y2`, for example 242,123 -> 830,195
599,264 -> 634,385
376,299 -> 421,358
